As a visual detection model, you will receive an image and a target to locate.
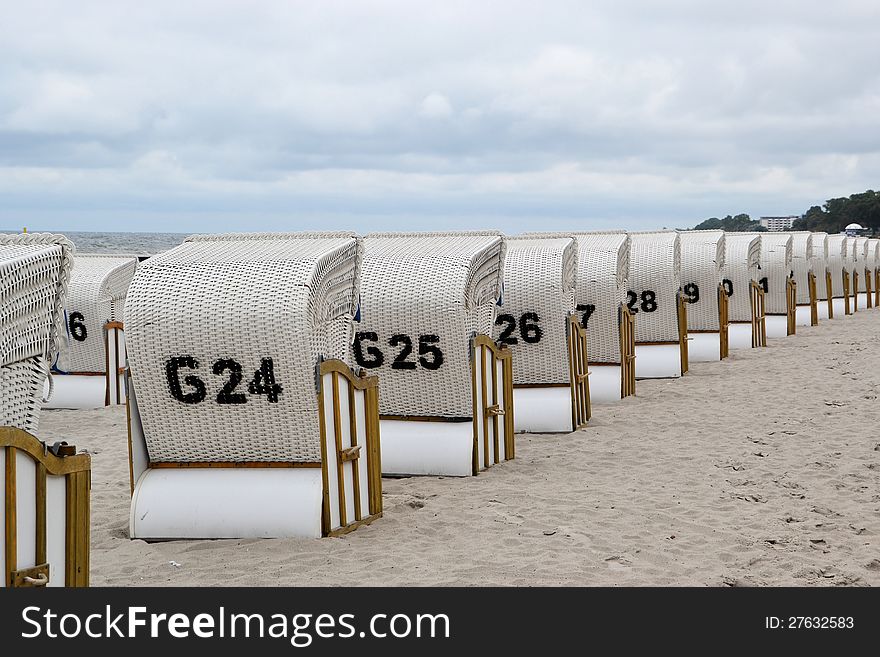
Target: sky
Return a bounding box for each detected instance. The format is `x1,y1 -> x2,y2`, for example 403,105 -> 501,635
1,0 -> 879,234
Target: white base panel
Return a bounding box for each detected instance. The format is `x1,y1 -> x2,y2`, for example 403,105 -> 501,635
816,301 -> 831,320
728,323 -> 754,349
766,315 -> 789,339
832,297 -> 849,317
130,468 -> 324,540
590,365 -> 625,403
42,374 -> 120,410
688,333 -> 721,362
513,387 -> 573,433
379,420 -> 475,477
795,305 -> 814,327
856,292 -> 870,311
634,344 -> 682,379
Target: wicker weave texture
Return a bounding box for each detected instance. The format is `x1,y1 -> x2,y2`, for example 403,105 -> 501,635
496,236 -> 577,385
826,235 -> 848,297
721,234 -> 761,322
0,356 -> 50,433
851,237 -> 869,292
867,238 -> 880,272
628,231 -> 681,343
55,254 -> 138,373
753,233 -> 792,314
1,233 -> 74,432
786,232 -> 814,305
679,230 -> 725,331
358,232 -> 505,417
522,231 -> 629,364
1,234 -> 74,367
811,233 -> 830,300
124,232 -> 363,463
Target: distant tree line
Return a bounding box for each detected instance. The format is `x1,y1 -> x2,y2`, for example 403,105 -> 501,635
693,213 -> 766,232
792,190 -> 880,234
691,189 -> 880,234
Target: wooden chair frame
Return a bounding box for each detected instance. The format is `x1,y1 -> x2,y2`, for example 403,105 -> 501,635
566,314 -> 591,430
470,336 -> 515,473
786,277 -> 797,336
2,427 -> 90,587
718,283 -> 730,360
749,280 -> 767,348
618,304 -> 636,398
808,272 -> 819,326
676,292 -> 689,375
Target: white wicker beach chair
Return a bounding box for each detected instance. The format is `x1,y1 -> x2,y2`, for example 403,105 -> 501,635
721,234 -> 765,349
1,233 -> 74,433
1,233 -> 90,588
678,230 -> 729,362
494,236 -> 588,433
45,254 -> 139,409
851,236 -> 870,310
358,231 -> 512,476
867,238 -> 880,309
628,231 -> 688,378
826,235 -> 855,316
124,232 -> 382,539
810,233 -> 832,320
785,232 -> 819,327
745,232 -> 795,338
523,231 -> 634,403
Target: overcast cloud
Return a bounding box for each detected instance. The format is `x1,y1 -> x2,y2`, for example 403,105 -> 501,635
1,0 -> 879,233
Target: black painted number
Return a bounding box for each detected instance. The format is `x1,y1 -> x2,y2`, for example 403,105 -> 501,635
213,359 -> 247,404
69,312 -> 87,342
353,333 -> 445,371
390,334 -> 416,370
627,290 -> 658,313
722,279 -> 733,297
495,312 -> 543,344
759,277 -> 769,293
683,283 -> 700,304
576,303 -> 596,328
165,356 -> 283,405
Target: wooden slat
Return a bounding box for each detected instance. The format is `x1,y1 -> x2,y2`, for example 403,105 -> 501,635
65,473 -> 76,586
35,463 -> 46,567
76,471 -> 89,586
331,372 -> 347,528
480,344 -> 489,469
490,342 -> 500,463
347,381 -> 362,523
827,271 -> 835,319
0,428 -> 90,476
316,371 -> 332,536
5,447 -> 16,588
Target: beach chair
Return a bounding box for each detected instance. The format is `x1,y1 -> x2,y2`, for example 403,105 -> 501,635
868,238 -> 880,309
827,235 -> 854,317
786,232 -> 819,327
494,236 -> 588,433
851,237 -> 870,311
628,231 -> 688,378
525,231 -> 634,403
44,254 -> 138,409
678,230 -> 729,362
722,234 -> 766,349
810,233 -> 832,320
744,233 -> 794,338
1,233 -> 90,588
124,232 -> 382,539
358,232 -> 512,476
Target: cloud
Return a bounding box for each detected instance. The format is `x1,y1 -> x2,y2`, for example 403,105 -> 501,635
1,0 -> 879,233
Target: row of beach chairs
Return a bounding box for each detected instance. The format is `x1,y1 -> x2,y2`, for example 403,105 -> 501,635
2,229 -> 879,586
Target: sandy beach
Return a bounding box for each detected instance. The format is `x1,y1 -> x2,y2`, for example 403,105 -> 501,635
38,310 -> 880,587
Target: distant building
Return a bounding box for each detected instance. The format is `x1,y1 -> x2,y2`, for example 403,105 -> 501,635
759,216 -> 798,231
844,223 -> 865,237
